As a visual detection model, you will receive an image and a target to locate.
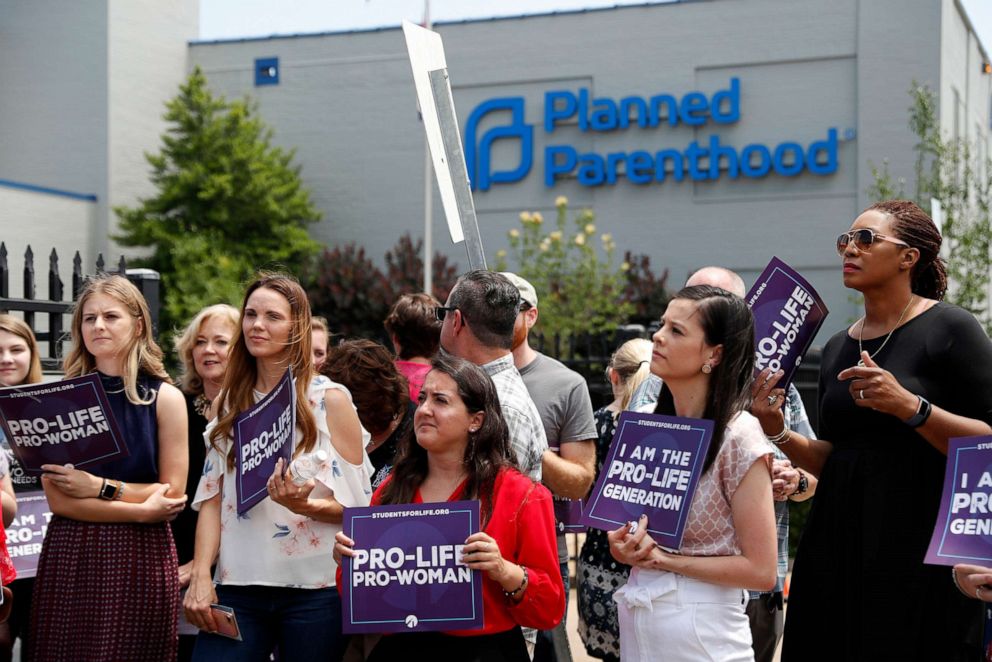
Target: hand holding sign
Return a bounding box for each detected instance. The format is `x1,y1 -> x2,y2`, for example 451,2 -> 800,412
837,351 -> 919,419
952,564 -> 992,601
607,514 -> 660,568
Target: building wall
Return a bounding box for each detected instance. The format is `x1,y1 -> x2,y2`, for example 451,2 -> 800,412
189,0 -> 989,341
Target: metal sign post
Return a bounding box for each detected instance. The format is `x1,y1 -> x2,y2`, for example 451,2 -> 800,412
403,21 -> 487,271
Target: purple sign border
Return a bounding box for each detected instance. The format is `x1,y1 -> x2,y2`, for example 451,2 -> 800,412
343,501 -> 483,633
0,373 -> 129,472
581,412 -> 712,548
926,436 -> 992,566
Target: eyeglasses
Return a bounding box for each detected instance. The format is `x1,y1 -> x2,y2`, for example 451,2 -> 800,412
434,306 -> 458,322
835,228 -> 910,256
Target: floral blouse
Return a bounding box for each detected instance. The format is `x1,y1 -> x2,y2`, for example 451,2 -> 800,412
193,375 -> 373,588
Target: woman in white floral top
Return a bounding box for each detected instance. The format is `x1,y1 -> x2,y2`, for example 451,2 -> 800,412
609,285 -> 776,662
183,273 -> 372,661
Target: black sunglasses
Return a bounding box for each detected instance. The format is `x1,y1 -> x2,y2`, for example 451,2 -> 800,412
434,306 -> 458,322
836,228 -> 910,256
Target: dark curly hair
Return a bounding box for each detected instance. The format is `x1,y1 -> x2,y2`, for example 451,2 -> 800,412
321,339 -> 408,437
376,354 -> 513,526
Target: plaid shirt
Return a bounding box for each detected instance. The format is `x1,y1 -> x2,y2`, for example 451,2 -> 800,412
482,354 -> 548,481
627,375 -> 814,596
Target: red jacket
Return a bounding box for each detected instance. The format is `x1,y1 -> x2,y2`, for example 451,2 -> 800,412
364,467 -> 565,636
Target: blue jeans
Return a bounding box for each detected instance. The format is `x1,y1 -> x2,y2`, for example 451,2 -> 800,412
192,585 -> 347,662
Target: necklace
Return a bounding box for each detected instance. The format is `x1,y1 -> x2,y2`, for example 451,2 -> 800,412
857,295 -> 915,366
194,393 -> 212,418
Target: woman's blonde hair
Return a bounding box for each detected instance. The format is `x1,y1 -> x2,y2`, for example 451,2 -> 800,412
210,272 -> 317,470
63,274 -> 171,404
174,304 -> 240,395
0,314 -> 43,384
608,338 -> 652,412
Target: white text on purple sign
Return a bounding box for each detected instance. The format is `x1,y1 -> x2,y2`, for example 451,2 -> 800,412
755,285 -> 815,373
7,407 -> 109,448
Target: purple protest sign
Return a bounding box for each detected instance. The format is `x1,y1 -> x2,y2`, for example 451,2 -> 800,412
554,497 -> 584,533
342,500 -> 484,634
0,374 -> 128,472
746,256 -> 828,390
234,369 -> 295,516
580,412 -> 712,549
5,491 -> 51,579
925,435 -> 992,566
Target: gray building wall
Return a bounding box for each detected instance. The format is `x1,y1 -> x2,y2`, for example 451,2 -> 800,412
190,0 -> 989,341
0,0 -> 198,260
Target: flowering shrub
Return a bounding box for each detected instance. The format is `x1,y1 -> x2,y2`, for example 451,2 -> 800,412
494,197 -> 633,337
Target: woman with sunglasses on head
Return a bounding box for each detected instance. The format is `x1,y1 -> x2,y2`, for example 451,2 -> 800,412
608,286 -> 777,662
27,275 -> 189,662
183,273 -> 372,662
772,201 -> 992,661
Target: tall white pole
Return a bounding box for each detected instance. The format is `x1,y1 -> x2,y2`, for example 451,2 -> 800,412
422,0 -> 433,295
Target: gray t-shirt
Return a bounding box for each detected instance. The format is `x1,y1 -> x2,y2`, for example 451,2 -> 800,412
518,352 -> 597,564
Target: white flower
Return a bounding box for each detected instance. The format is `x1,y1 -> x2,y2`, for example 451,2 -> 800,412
585,223 -> 596,235
621,261 -> 631,271
549,231 -> 562,242
574,233 -> 586,246
532,212 -> 543,224
555,195 -> 568,207
519,211 -> 533,223
508,228 -> 520,239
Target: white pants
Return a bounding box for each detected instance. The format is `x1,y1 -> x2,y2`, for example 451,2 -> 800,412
614,568 -> 754,662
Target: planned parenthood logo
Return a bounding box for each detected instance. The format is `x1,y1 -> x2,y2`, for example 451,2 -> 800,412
463,78 -> 846,191
464,97 -> 533,192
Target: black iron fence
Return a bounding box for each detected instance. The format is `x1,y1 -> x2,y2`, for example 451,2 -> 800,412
0,244 -> 160,373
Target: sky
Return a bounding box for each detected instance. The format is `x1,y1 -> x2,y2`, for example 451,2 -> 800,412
200,0 -> 992,54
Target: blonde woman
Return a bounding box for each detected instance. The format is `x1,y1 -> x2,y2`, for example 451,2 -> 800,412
28,275 -> 189,662
172,304 -> 239,661
576,338 -> 652,661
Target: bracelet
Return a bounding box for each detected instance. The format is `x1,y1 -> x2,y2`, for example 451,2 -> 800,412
951,567 -> 963,593
504,566 -> 528,600
115,481 -> 126,501
766,424 -> 789,445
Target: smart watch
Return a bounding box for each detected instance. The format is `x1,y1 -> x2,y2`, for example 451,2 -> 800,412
903,395 -> 932,428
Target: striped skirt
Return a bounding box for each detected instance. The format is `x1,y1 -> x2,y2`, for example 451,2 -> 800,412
26,516 -> 179,662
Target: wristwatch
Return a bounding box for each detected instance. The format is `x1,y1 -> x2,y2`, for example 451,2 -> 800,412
903,395 -> 932,428
98,478 -> 119,501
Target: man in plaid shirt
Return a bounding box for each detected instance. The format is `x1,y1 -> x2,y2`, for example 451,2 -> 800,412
438,270 -> 548,480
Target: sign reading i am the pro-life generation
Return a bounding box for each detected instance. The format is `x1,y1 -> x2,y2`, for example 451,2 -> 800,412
925,436 -> 992,566
0,374 -> 128,472
342,500 -> 484,634
5,491 -> 51,579
580,412 -> 713,549
234,369 -> 295,516
746,257 -> 828,390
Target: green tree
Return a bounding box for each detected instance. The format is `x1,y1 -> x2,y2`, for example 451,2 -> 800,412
870,83 -> 992,331
115,67 -> 321,341
494,197 -> 633,338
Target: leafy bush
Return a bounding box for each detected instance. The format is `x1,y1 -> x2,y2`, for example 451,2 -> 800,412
494,198 -> 633,338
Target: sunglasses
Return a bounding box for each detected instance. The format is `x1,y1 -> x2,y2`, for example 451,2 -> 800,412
835,228 -> 910,256
434,306 -> 458,322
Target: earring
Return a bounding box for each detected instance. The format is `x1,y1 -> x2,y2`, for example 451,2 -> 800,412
469,427 -> 479,433
701,363 -> 712,374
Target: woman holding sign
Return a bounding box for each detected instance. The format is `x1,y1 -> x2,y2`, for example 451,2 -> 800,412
607,285 -> 777,662
0,315 -> 36,657
774,201 -> 992,661
27,275 -> 189,662
183,273 -> 372,662
334,355 -> 564,661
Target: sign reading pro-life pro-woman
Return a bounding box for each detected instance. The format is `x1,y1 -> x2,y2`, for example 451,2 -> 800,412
0,373 -> 128,472
746,257 -> 828,390
925,436 -> 992,565
342,500 -> 484,634
580,412 -> 712,549
234,369 -> 295,515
